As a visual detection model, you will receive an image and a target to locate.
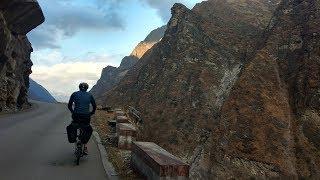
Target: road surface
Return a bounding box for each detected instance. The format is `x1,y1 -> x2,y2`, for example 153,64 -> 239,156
0,101 -> 107,180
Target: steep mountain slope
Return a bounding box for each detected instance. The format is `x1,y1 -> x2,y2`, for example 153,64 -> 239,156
0,0 -> 44,111
98,0 -> 320,178
217,0 -> 320,177
28,78 -> 57,103
90,56 -> 138,100
90,25 -> 166,99
101,0 -> 277,147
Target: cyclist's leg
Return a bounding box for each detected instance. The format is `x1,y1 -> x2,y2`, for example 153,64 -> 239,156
78,120 -> 90,155
80,117 -> 92,151
81,124 -> 92,144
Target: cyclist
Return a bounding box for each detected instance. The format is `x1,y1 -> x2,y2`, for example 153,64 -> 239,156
68,82 -> 96,155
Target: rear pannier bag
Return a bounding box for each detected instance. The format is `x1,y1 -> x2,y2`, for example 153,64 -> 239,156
66,124 -> 77,143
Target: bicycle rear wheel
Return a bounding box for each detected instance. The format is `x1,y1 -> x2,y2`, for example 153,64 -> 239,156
75,142 -> 82,165
76,155 -> 80,165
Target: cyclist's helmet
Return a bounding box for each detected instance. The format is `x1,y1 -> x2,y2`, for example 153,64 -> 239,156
79,82 -> 89,91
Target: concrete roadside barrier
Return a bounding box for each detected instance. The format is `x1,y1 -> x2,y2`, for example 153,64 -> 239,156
115,110 -> 125,117
116,115 -> 129,123
117,123 -> 137,150
131,142 -> 189,180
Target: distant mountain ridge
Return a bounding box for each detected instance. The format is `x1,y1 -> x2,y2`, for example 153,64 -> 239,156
130,26 -> 167,59
28,78 -> 57,103
90,25 -> 166,99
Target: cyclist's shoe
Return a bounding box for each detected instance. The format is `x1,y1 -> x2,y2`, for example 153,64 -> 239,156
83,147 -> 88,155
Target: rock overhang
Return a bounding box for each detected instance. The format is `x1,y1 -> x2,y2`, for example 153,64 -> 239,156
0,0 -> 45,35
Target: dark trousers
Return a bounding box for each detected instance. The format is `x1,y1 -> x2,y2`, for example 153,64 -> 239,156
66,113 -> 93,144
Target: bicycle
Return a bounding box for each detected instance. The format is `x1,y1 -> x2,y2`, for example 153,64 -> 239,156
74,124 -> 85,165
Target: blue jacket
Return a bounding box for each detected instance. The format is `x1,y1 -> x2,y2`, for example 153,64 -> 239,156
68,90 -> 96,115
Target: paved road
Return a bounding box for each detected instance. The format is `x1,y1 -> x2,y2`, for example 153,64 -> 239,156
0,101 -> 107,180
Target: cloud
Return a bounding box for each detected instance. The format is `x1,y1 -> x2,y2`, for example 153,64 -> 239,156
30,61 -> 112,102
28,0 -> 126,50
30,48 -> 120,102
31,50 -> 64,66
28,0 -> 202,50
28,26 -> 62,49
31,49 -> 122,66
139,0 -> 191,22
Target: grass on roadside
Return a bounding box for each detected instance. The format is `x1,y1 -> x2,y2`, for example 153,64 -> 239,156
92,110 -> 143,180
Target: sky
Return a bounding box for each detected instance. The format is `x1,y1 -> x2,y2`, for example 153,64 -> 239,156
28,0 -> 203,102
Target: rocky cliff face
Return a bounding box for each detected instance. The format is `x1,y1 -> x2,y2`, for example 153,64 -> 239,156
99,0 -> 277,177
97,0 -> 320,178
90,25 -> 166,99
93,0 -> 320,179
217,0 -> 320,177
0,0 -> 44,112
